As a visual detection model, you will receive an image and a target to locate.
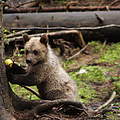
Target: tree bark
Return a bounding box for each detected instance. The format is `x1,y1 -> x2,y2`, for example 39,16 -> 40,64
0,2 -> 16,120
3,11 -> 120,28
4,6 -> 120,13
0,1 -> 13,111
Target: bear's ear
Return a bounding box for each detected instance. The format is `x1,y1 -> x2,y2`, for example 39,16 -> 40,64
23,33 -> 30,42
40,34 -> 48,45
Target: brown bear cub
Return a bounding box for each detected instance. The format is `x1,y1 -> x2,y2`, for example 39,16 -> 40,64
11,34 -> 77,100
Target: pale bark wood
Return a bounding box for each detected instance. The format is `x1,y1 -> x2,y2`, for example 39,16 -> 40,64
7,30 -> 30,38
95,91 -> 116,112
67,44 -> 88,60
8,24 -> 120,31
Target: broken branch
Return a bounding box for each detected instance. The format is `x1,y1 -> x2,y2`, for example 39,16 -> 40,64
67,44 -> 88,60
95,91 -> 116,112
34,99 -> 87,114
6,30 -> 30,38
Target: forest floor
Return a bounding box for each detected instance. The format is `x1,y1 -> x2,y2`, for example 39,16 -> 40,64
3,0 -> 120,119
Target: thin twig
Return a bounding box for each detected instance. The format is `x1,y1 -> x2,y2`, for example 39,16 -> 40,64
21,85 -> 41,98
9,24 -> 120,31
95,91 -> 116,112
67,44 -> 88,60
79,31 -> 86,47
6,30 -> 30,38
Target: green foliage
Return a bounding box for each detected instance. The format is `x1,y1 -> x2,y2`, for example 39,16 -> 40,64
70,71 -> 97,103
98,42 -> 120,63
3,28 -> 10,34
113,81 -> 120,95
20,49 -> 25,52
14,49 -> 25,57
88,41 -> 103,53
3,28 -> 16,44
78,83 -> 97,103
105,111 -> 120,120
63,60 -> 77,69
77,66 -> 108,84
89,41 -> 120,64
11,84 -> 39,100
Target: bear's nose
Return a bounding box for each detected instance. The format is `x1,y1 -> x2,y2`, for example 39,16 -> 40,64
26,59 -> 32,64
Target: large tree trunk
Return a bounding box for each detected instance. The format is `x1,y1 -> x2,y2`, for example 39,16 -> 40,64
3,11 -> 120,28
0,3 -> 15,120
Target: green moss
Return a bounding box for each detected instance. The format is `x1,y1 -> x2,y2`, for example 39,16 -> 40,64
77,66 -> 108,84
105,111 -> 120,120
11,84 -> 39,100
113,81 -> 120,95
89,41 -> 120,64
69,72 -> 97,103
78,83 -> 97,103
98,42 -> 120,63
88,41 -> 103,53
69,65 -> 112,103
63,60 -> 77,69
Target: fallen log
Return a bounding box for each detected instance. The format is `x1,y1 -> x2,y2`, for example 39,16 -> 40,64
3,11 -> 120,28
3,6 -> 120,13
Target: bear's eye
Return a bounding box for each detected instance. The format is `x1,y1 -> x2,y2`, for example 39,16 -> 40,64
26,50 -> 29,55
33,50 -> 39,55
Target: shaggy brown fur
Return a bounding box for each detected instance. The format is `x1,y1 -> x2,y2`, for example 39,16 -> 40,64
10,34 -> 77,100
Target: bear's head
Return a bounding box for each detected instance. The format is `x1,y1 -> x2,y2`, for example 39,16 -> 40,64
23,34 -> 48,66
